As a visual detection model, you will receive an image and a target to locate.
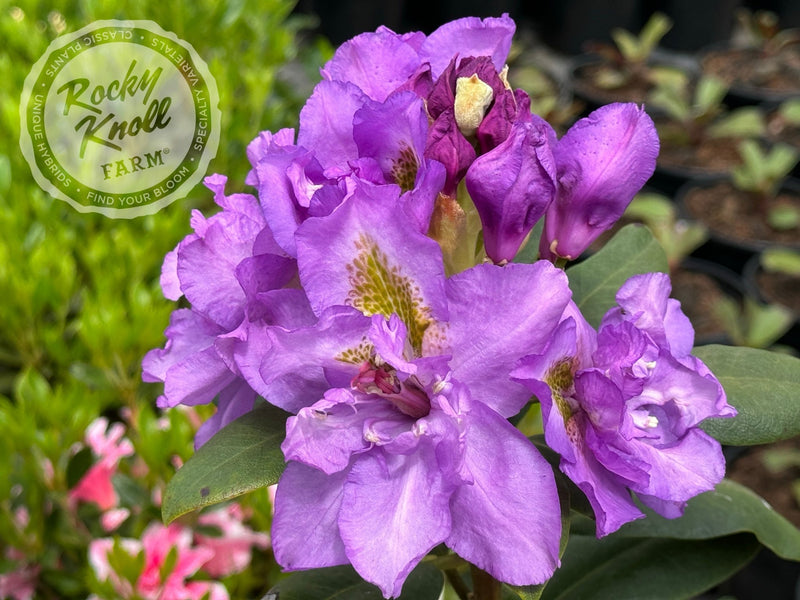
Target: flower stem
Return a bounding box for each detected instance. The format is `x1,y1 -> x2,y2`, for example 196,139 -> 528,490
470,564 -> 501,600
445,568 -> 471,600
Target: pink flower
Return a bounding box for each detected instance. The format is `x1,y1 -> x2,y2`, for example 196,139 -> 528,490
89,522 -> 229,600
69,418 -> 134,511
195,503 -> 270,577
0,561 -> 39,600
100,508 -> 130,532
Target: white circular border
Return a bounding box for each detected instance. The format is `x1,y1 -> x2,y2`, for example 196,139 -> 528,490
19,19 -> 221,219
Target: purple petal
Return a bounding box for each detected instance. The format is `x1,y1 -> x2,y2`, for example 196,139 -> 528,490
511,318 -> 582,463
143,309 -> 236,409
194,381 -> 256,448
447,400 -> 560,585
283,389 -> 398,475
561,412 -> 646,537
321,29 -> 423,102
369,314 -> 417,376
465,121 -> 557,263
295,186 -> 448,353
400,159 -> 446,234
540,103 -> 659,261
424,109 -> 477,196
339,447 -> 453,598
630,428 -> 726,508
603,272 -> 694,358
234,253 -> 297,322
143,309 -> 223,382
352,92 -> 428,183
160,247 -> 182,301
297,80 -> 367,169
434,261 -> 571,417
272,462 -> 349,570
177,234 -> 245,331
475,88 -> 520,152
420,14 -> 516,79
254,306 -> 372,414
246,130 -> 326,257
175,185 -> 269,330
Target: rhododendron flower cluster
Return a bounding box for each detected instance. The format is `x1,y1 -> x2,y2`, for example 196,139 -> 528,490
145,13 -> 735,599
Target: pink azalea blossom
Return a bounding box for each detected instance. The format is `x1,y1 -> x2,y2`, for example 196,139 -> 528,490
195,503 -> 270,577
69,418 -> 134,511
0,553 -> 39,600
100,508 -> 130,532
89,522 -> 229,600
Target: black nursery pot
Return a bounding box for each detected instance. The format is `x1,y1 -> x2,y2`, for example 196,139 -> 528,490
699,42 -> 800,108
675,177 -> 800,274
568,49 -> 696,117
672,257 -> 746,347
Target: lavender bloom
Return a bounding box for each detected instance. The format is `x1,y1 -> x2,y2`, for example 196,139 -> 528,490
246,85 -> 445,256
512,273 -> 736,536
539,103 -> 659,262
309,15 -> 570,265
241,186 -> 570,597
142,175 -> 299,447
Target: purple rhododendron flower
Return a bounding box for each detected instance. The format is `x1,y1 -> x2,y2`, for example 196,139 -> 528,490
142,174 -> 300,447
231,186 -> 570,597
512,272 -> 736,536
318,14 -> 560,264
539,103 -> 659,262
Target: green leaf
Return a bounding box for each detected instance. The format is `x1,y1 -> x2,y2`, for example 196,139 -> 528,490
617,479 -> 800,561
611,28 -> 642,62
638,12 -> 672,56
66,446 -> 94,489
162,402 -> 289,523
779,98 -> 800,124
695,76 -> 728,114
762,247 -> 800,276
514,219 -> 544,264
695,345 -> 800,445
265,562 -> 444,600
567,225 -> 668,328
648,82 -> 692,121
539,534 -> 758,600
708,107 -> 766,139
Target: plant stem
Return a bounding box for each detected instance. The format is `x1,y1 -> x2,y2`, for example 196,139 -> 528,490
445,568 -> 472,600
470,564 -> 501,600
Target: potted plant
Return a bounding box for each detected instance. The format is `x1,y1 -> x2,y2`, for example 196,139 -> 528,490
746,247 -> 800,318
701,9 -> 800,105
681,140 -> 800,258
647,74 -> 766,192
507,35 -> 583,135
618,192 -> 755,346
569,13 -> 691,109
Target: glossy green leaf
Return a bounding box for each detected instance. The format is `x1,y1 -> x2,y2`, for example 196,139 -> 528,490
264,562 -> 443,600
162,402 -> 289,523
567,225 -> 668,327
540,533 -> 758,600
617,479 -> 800,561
514,219 -> 544,264
695,345 -> 800,445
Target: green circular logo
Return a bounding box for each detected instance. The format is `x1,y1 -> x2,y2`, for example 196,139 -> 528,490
20,20 -> 221,218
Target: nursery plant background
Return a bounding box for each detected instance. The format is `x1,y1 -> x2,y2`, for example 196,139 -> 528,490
1,1 -> 800,599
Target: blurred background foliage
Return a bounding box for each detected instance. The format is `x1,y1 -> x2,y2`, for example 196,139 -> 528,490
0,0 -> 330,596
